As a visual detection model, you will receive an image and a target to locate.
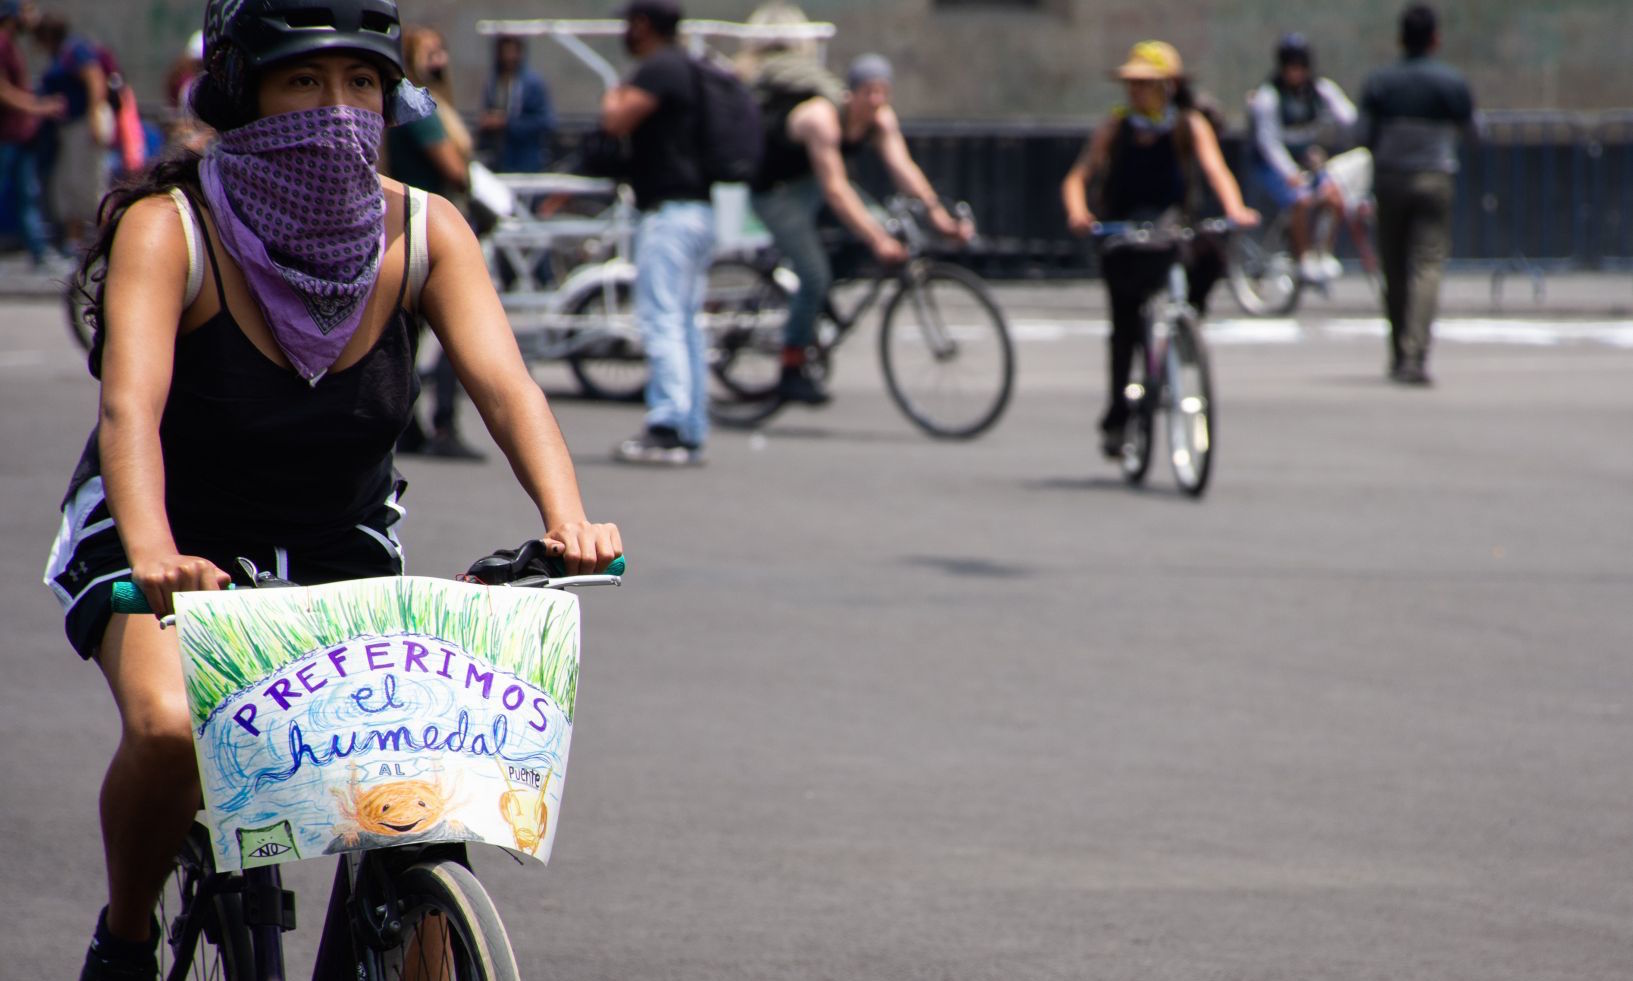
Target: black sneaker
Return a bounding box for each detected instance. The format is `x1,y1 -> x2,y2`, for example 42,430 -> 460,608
80,909 -> 158,981
777,366 -> 831,406
1100,426 -> 1125,460
1390,363 -> 1433,386
613,426 -> 703,466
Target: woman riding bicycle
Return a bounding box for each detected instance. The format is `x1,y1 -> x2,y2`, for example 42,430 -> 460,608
42,2 -> 620,978
1061,41 -> 1257,459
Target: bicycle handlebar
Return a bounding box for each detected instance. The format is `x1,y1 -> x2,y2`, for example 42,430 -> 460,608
1090,218 -> 1235,242
108,555 -> 627,617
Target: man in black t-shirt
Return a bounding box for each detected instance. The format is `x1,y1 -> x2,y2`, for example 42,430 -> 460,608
601,0 -> 715,465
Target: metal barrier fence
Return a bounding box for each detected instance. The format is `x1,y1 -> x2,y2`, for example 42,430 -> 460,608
5,110 -> 1633,279
845,110 -> 1633,278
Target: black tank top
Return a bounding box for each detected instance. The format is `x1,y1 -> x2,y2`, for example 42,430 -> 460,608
67,190 -> 419,550
1100,115 -> 1188,221
751,95 -> 874,192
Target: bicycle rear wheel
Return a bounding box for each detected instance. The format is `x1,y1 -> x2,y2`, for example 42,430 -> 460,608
158,825 -> 255,981
1226,219 -> 1302,317
879,262 -> 1014,439
374,859 -> 520,981
565,282 -> 648,402
1165,314 -> 1214,497
706,259 -> 790,401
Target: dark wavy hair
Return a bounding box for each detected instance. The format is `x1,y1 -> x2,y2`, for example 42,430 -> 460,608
72,152 -> 205,380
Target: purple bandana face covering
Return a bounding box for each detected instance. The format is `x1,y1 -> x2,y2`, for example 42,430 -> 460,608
200,105 -> 387,384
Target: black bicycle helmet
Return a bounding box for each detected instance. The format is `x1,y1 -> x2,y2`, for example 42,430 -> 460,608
1275,31 -> 1312,67
194,0 -> 406,129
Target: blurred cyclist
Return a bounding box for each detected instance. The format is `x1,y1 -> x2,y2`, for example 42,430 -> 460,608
1062,41 -> 1257,459
1247,32 -> 1357,283
749,29 -> 972,405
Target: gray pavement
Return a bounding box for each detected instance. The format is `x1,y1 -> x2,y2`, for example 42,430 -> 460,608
3,293 -> 1632,980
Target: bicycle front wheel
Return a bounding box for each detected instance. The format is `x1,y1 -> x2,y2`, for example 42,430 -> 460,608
158,825 -> 256,981
375,859 -> 520,981
1166,314 -> 1215,497
706,259 -> 790,401
1120,343 -> 1156,486
879,263 -> 1014,439
1226,220 -> 1301,317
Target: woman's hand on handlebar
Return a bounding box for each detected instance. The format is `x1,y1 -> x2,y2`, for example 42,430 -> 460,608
541,521 -> 624,576
130,553 -> 232,619
1067,208 -> 1097,238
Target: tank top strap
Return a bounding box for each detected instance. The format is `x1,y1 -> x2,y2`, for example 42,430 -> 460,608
178,186 -> 231,312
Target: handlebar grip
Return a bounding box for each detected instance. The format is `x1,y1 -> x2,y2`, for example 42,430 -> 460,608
545,555 -> 624,577
110,581 -> 153,615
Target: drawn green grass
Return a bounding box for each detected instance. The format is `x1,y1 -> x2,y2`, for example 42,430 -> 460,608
180,578 -> 579,728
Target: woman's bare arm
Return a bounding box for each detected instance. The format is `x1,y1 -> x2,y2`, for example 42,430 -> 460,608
98,196 -> 232,615
417,193 -> 621,573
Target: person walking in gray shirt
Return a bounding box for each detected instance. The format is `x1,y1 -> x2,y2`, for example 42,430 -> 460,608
1360,3 -> 1475,385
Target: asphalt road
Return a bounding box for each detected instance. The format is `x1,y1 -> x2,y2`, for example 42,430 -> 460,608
3,288 -> 1631,980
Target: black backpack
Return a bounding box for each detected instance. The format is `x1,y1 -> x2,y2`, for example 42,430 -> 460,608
692,54 -> 763,185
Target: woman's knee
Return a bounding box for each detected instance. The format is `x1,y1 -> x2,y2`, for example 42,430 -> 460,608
121,697 -> 196,768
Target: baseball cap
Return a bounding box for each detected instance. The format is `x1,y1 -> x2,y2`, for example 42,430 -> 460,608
1114,40 -> 1184,81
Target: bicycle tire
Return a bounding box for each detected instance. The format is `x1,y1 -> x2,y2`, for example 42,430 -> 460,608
1119,344 -> 1156,486
65,278 -> 94,352
1166,313 -> 1215,498
706,259 -> 790,401
374,858 -> 521,981
565,282 -> 647,402
1226,217 -> 1302,317
878,262 -> 1014,439
158,825 -> 256,981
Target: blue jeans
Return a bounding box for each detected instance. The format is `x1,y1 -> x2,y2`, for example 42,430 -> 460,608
751,178 -> 830,350
635,200 -> 715,446
0,141 -> 49,263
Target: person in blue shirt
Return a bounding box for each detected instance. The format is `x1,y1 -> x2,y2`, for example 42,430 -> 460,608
32,12 -> 108,251
478,34 -> 554,173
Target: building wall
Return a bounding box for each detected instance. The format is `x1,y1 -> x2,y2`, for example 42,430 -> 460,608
35,0 -> 1633,125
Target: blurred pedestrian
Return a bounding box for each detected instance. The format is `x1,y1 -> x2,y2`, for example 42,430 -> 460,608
387,24 -> 484,461
164,30 -> 203,110
0,0 -> 65,270
31,12 -> 109,253
601,0 -> 714,465
479,33 -> 554,173
1360,3 -> 1476,386
162,31 -> 212,154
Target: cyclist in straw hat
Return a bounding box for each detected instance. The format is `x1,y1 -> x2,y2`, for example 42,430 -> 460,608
1062,40 -> 1258,459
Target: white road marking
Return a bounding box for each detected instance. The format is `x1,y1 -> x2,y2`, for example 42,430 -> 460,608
1007,318 -> 1633,348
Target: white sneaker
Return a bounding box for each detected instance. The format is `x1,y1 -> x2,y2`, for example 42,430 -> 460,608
1319,253 -> 1343,280
1299,254 -> 1327,283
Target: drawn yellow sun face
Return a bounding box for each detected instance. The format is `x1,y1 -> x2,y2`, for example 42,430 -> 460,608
348,779 -> 449,836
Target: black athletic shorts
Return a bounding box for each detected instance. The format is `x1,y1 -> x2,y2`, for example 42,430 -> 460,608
44,475 -> 407,660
